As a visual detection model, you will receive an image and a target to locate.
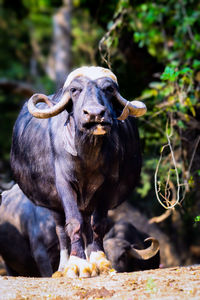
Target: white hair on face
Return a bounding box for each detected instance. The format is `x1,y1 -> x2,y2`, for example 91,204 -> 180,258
63,66 -> 118,88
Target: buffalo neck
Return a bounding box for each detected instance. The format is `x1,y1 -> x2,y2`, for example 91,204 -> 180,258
75,128 -> 117,168
62,113 -> 120,174
72,126 -> 120,211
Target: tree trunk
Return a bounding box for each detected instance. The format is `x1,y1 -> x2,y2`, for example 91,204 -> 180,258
48,0 -> 72,88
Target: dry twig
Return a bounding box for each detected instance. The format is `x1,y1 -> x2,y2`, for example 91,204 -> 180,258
154,118 -> 181,210
99,10 -> 127,68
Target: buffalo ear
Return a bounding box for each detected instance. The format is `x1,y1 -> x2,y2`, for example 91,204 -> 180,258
64,116 -> 77,156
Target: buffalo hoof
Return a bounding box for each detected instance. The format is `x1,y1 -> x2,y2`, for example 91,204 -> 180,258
90,251 -> 113,274
61,256 -> 99,278
52,271 -> 63,278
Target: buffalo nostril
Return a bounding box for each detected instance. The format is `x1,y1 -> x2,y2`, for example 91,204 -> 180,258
83,109 -> 89,115
100,110 -> 105,117
83,108 -> 106,117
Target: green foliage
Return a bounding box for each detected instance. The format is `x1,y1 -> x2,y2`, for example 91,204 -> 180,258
0,0 -> 57,160
0,6 -> 30,80
194,216 -> 200,222
129,1 -> 200,64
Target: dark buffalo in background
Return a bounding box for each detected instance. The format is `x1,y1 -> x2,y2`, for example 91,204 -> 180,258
0,184 -> 159,276
104,221 -> 160,272
108,203 -> 182,268
10,66 -> 147,278
0,184 -> 59,277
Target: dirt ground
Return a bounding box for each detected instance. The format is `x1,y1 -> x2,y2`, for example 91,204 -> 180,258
0,265 -> 199,300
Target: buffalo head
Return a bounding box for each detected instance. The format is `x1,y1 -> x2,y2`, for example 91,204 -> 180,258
104,237 -> 160,272
27,66 -> 146,135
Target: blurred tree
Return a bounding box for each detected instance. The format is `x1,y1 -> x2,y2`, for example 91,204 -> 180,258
49,0 -> 72,87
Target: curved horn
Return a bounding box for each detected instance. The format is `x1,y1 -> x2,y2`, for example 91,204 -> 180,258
28,92 -> 71,119
115,91 -> 147,120
129,237 -> 159,260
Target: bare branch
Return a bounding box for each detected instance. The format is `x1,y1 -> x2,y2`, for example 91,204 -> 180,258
150,180 -> 176,224
180,135 -> 200,203
154,118 -> 181,210
176,112 -> 200,130
99,10 -> 127,68
149,209 -> 173,224
0,79 -> 36,97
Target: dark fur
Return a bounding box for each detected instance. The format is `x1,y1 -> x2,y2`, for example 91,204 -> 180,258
0,185 -> 159,276
0,185 -> 59,276
104,221 -> 160,272
10,76 -> 141,262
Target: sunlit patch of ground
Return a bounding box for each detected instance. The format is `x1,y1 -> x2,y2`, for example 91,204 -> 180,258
0,265 -> 199,299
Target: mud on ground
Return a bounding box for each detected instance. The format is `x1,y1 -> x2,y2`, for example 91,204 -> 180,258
0,265 -> 199,300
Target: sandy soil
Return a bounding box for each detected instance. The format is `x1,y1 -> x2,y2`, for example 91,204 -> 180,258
0,265 -> 199,300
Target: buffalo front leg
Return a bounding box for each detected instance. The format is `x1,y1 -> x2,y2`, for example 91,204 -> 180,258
64,216 -> 98,278
56,181 -> 98,278
52,211 -> 69,278
89,210 -> 113,274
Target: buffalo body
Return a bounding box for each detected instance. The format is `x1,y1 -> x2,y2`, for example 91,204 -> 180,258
10,67 -> 145,277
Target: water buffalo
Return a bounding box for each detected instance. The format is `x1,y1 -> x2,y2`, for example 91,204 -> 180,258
0,184 -> 159,276
10,66 -> 146,278
104,221 -> 160,272
0,184 -> 59,277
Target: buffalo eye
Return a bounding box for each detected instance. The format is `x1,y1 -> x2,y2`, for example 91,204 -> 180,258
70,87 -> 82,97
103,85 -> 114,94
